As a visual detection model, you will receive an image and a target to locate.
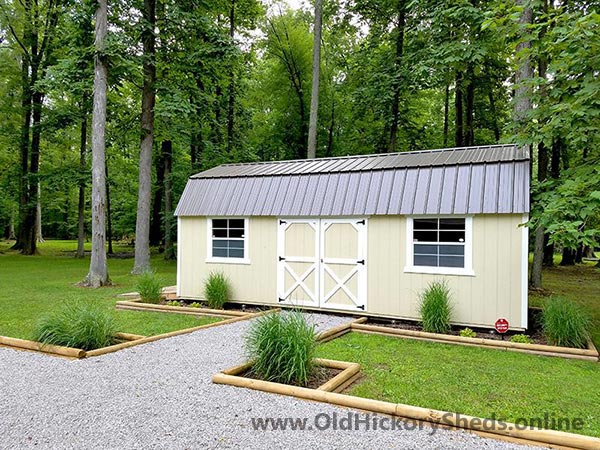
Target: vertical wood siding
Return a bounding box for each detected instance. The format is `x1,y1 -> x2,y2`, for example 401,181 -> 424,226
178,214 -> 526,328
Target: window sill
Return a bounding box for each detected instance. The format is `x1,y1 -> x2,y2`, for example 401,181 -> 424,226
206,257 -> 251,265
403,266 -> 475,277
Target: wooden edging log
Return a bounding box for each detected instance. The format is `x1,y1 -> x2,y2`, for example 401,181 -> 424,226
85,308 -> 279,358
0,336 -> 85,359
316,317 -> 368,343
350,323 -> 599,361
0,308 -> 280,360
212,370 -> 600,450
220,358 -> 360,393
115,300 -> 248,317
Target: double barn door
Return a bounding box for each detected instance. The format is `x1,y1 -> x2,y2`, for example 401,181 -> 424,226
277,218 -> 367,312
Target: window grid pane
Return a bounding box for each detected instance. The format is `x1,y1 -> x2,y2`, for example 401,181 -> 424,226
211,219 -> 245,259
413,218 -> 466,268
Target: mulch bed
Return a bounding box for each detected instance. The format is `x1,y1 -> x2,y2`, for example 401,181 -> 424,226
367,308 -> 551,346
242,366 -> 343,389
160,299 -> 269,314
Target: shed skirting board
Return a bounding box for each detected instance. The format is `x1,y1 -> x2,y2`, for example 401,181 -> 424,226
177,214 -> 527,330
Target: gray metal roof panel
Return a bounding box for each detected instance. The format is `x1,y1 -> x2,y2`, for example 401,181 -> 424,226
190,145 -> 528,179
175,145 -> 530,217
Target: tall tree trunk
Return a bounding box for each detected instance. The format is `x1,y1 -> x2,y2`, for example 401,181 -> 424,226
12,54 -> 32,251
191,79 -> 205,171
513,1 -> 533,125
575,244 -> 584,263
443,82 -> 449,147
298,93 -> 308,159
307,0 -> 323,158
488,88 -> 500,142
133,0 -> 156,274
105,161 -> 113,255
76,103 -> 88,258
514,0 -> 533,285
21,88 -> 43,255
464,66 -> 475,146
214,84 -> 223,146
35,183 -> 43,243
454,70 -> 464,147
8,216 -> 16,240
162,140 -> 174,260
326,96 -> 335,157
387,0 -> 406,153
149,149 -> 164,247
560,248 -> 575,266
226,0 -> 236,154
83,0 -> 110,287
531,46 -> 549,286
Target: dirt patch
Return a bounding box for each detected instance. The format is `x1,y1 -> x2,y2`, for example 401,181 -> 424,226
161,299 -> 269,314
367,309 -> 551,346
242,365 -> 343,389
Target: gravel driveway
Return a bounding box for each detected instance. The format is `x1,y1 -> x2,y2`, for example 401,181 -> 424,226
0,313 -> 531,449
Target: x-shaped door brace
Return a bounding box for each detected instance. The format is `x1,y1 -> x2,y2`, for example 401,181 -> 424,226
282,263 -> 317,303
321,264 -> 359,306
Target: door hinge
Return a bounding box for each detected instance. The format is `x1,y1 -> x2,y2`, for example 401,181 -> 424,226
278,297 -> 286,302
357,259 -> 365,265
356,219 -> 365,225
279,256 -> 285,261
279,219 -> 287,225
357,305 -> 365,310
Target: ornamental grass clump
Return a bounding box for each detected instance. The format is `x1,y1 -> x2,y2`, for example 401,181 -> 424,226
136,270 -> 163,304
542,296 -> 591,348
245,311 -> 318,386
33,302 -> 116,351
418,281 -> 453,334
204,271 -> 230,309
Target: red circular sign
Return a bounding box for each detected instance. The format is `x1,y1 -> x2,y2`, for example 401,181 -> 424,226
495,318 -> 509,334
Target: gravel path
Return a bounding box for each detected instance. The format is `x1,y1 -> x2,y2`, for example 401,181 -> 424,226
0,313 -> 532,449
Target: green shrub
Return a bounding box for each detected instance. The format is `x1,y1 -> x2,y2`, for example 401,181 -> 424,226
189,302 -> 203,308
542,297 -> 591,348
510,334 -> 532,344
459,327 -> 476,338
165,300 -> 181,307
245,311 -> 318,386
204,271 -> 230,309
418,281 -> 453,334
136,271 -> 163,304
33,302 -> 116,351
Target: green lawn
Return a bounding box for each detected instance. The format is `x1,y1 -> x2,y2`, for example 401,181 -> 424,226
529,260 -> 600,348
0,239 -> 219,339
317,332 -> 600,437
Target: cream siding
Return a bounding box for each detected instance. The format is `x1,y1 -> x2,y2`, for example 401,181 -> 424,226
178,214 -> 527,329
366,214 -> 526,328
178,217 -> 278,304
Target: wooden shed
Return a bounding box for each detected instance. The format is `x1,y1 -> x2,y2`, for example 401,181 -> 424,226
174,144 -> 530,330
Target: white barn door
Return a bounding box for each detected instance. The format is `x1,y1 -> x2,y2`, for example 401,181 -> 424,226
277,219 -> 320,307
277,218 -> 367,311
319,219 -> 367,311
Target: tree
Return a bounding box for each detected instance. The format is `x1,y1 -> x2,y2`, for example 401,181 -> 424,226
82,0 -> 110,287
307,0 -> 323,158
1,0 -> 61,255
132,0 -> 156,274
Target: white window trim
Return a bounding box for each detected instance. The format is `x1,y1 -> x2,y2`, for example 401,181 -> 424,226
404,216 -> 474,276
205,217 -> 251,265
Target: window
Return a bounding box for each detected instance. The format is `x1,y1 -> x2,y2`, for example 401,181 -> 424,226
209,218 -> 247,260
405,217 -> 473,276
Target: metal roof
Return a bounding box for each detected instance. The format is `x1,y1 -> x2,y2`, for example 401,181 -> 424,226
175,145 -> 530,216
